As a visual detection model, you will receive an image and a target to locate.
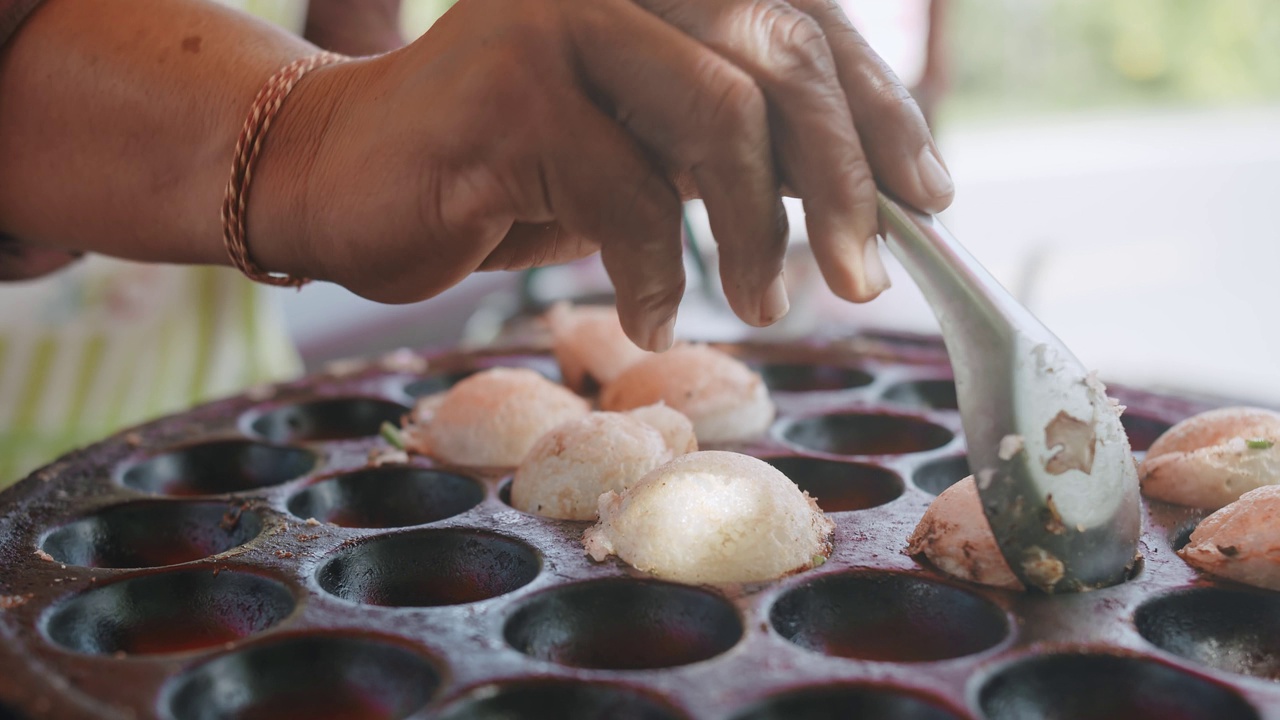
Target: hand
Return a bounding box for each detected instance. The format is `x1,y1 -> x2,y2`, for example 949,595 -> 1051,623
303,0 -> 406,56
253,0 -> 955,351
0,235 -> 81,282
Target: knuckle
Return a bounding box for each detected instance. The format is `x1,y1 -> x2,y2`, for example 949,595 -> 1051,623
843,158 -> 878,205
689,59 -> 766,139
755,4 -> 835,81
629,276 -> 686,316
630,174 -> 682,231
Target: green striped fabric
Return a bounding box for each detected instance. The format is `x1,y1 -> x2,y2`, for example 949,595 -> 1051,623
0,258 -> 301,487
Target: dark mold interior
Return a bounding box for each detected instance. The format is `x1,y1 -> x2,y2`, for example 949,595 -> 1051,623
756,363 -> 874,393
1121,412 -> 1175,452
403,370 -> 477,399
913,455 -> 971,496
1136,587 -> 1280,681
882,379 -> 959,411
318,529 -> 540,607
120,441 -> 316,496
287,467 -> 483,529
727,685 -> 963,720
978,653 -> 1259,720
250,398 -> 409,443
504,579 -> 742,670
769,572 -> 1009,662
434,682 -> 686,720
43,570 -> 294,656
780,413 -> 954,457
762,456 -> 903,512
404,356 -> 562,399
162,635 -> 439,720
41,500 -> 263,568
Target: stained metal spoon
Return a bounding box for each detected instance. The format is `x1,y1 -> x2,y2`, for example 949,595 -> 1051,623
877,192 -> 1140,592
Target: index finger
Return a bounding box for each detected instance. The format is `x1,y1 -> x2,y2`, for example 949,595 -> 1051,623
633,0 -> 890,303
791,0 -> 955,214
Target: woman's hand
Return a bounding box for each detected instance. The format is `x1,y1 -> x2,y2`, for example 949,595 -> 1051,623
258,0 -> 954,350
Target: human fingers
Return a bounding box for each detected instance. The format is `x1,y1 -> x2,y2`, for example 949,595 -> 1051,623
538,93 -> 686,351
790,0 -> 954,213
569,0 -> 788,326
477,222 -> 598,272
632,0 -> 888,303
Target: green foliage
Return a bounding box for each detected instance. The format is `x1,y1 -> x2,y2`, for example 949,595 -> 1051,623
944,0 -> 1280,120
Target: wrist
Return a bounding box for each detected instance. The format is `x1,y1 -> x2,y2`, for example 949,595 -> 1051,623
237,57 -> 358,283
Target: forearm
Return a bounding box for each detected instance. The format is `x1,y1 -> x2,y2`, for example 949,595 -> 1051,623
0,0 -> 317,267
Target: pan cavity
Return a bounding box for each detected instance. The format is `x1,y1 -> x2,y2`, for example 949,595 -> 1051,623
403,356 -> 562,398
755,363 -> 873,393
43,569 -> 294,656
434,681 -> 686,720
288,467 -> 483,529
913,455 -> 971,496
504,579 -> 741,670
249,398 -> 409,443
779,413 -> 953,457
1120,412 -> 1173,452
728,685 -> 963,720
761,457 -> 903,512
882,379 -> 958,411
770,571 -> 1008,662
120,441 -> 317,496
977,653 -> 1258,720
41,500 -> 264,568
1136,587 -> 1280,681
318,529 -> 539,607
161,634 -> 439,720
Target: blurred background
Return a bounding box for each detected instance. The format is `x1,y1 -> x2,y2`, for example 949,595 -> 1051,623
253,0 -> 1280,403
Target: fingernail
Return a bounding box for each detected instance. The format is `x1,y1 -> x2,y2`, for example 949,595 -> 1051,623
758,274 -> 790,325
862,236 -> 891,296
648,315 -> 676,352
917,146 -> 955,203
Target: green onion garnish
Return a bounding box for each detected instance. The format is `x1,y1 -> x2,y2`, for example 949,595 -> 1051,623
380,421 -> 405,450
1247,438 -> 1274,450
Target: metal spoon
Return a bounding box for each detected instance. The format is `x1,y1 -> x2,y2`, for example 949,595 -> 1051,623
877,192 -> 1140,592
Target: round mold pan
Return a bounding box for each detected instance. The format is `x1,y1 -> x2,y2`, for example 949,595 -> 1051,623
287,466 -> 484,529
976,653 -> 1260,720
777,412 -> 955,458
0,339 -> 1253,719
503,578 -> 742,670
434,681 -> 688,720
40,500 -> 264,569
769,571 -> 1010,662
160,634 -> 440,720
119,440 -> 317,496
247,397 -> 409,443
317,528 -> 540,607
42,569 -> 295,656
